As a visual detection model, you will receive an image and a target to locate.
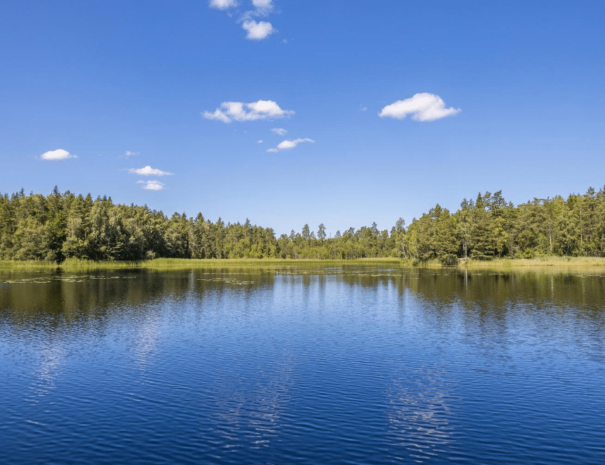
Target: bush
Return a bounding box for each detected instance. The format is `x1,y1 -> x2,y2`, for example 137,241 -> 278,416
440,254 -> 459,266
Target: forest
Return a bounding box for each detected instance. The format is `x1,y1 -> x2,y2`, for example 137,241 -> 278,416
1,186 -> 605,263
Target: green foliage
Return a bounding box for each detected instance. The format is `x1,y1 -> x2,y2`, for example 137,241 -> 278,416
2,186 -> 605,263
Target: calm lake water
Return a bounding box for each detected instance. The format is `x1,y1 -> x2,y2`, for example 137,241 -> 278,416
1,266 -> 604,464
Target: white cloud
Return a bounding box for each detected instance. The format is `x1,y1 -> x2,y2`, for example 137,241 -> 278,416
128,166 -> 173,176
41,149 -> 77,161
379,93 -> 461,122
271,128 -> 287,135
137,180 -> 165,191
242,20 -> 274,40
211,0 -> 278,41
203,100 -> 293,123
252,0 -> 272,8
241,0 -> 273,20
257,140 -> 264,143
125,151 -> 139,157
267,138 -> 314,152
210,0 -> 236,9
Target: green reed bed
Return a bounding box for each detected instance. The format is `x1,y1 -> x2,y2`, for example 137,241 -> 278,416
138,257 -> 401,270
0,260 -> 60,271
460,257 -> 605,270
400,256 -> 605,271
0,257 -> 402,272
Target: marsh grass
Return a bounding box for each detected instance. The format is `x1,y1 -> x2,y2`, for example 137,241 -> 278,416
460,257 -> 605,270
400,256 -> 605,271
0,260 -> 59,271
138,257 -> 401,270
3,256 -> 605,272
0,257 -> 401,271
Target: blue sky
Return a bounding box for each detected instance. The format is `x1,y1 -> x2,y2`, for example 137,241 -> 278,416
1,0 -> 604,235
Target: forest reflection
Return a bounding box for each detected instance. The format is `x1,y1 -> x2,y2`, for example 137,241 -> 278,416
1,267 -> 605,333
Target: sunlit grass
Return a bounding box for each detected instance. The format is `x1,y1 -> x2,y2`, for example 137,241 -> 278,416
0,260 -> 59,270
0,257 -> 401,271
400,256 -> 605,270
4,256 -> 604,272
460,257 -> 605,269
60,258 -> 141,271
138,257 -> 401,270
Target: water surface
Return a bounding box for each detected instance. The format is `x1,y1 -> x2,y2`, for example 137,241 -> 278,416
1,267 -> 604,464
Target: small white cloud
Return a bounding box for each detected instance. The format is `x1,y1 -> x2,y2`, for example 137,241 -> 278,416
210,0 -> 236,9
137,180 -> 165,191
128,166 -> 173,176
268,138 -> 314,152
204,108 -> 232,123
257,140 -> 264,143
360,105 -> 368,112
212,0 -> 278,42
203,100 -> 293,123
125,151 -> 139,157
241,0 -> 273,20
242,20 -> 274,40
379,93 -> 461,122
41,149 -> 77,161
252,0 -> 272,8
271,128 -> 288,135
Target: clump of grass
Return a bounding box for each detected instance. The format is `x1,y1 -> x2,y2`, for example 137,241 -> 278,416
59,258 -> 141,271
400,258 -> 445,269
139,257 -> 401,270
0,257 -> 402,272
0,260 -> 59,271
400,256 -> 605,270
4,256 -> 605,273
461,257 -> 605,270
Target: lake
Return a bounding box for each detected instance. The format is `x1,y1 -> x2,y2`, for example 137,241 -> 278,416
1,266 -> 604,464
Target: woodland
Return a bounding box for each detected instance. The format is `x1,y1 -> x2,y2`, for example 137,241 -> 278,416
1,186 -> 605,264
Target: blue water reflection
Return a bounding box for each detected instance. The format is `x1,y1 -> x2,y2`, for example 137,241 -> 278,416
0,267 -> 604,463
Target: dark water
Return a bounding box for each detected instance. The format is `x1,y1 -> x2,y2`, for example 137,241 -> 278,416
1,267 -> 605,464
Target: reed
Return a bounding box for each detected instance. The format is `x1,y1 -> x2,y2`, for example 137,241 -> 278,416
460,257 -> 605,269
59,258 -> 141,271
0,260 -> 59,270
5,256 -> 602,272
138,257 -> 401,269
0,257 -> 401,271
400,256 -> 605,270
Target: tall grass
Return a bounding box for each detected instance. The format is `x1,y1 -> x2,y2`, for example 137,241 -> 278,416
0,260 -> 59,271
138,257 -> 401,270
4,256 -> 604,272
460,257 -> 605,269
0,257 -> 401,271
60,258 -> 141,271
399,256 -> 605,270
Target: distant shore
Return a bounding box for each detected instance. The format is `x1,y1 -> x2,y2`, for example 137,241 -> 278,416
0,257 -> 400,271
2,256 -> 605,272
403,256 -> 605,270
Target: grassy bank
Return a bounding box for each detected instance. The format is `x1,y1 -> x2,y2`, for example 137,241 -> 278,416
400,257 -> 605,270
0,257 -> 401,271
460,257 -> 605,270
0,260 -> 60,271
3,256 -> 605,272
138,257 -> 401,270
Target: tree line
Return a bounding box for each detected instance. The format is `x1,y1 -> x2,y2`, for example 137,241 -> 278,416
1,186 -> 604,263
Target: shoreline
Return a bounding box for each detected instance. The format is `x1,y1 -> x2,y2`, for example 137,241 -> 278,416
0,257 -> 400,271
2,256 -> 605,272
